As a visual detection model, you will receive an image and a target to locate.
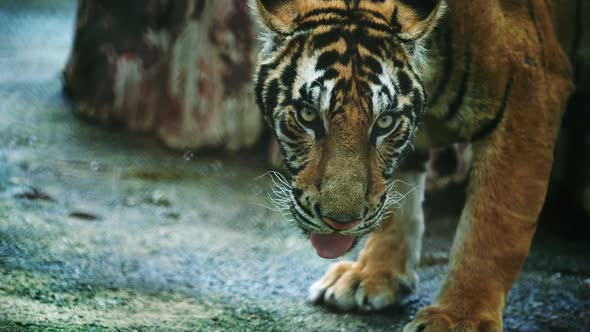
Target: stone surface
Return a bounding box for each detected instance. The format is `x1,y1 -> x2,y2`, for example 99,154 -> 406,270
0,2 -> 589,331
63,0 -> 263,151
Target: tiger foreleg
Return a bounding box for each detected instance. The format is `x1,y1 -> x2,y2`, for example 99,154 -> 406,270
404,71 -> 571,331
309,170 -> 426,311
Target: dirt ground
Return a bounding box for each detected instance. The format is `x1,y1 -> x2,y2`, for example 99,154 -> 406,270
0,1 -> 589,331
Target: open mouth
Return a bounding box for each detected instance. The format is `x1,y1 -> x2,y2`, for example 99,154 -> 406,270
266,174 -> 388,259
309,232 -> 359,259
291,204 -> 387,259
308,218 -> 361,258
287,200 -> 389,259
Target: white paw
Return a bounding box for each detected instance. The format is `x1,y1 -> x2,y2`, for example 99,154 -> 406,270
309,261 -> 417,311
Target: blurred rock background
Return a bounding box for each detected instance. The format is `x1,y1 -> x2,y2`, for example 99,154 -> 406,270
64,0 -> 263,151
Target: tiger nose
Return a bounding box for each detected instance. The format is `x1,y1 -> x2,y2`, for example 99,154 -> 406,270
322,217 -> 361,231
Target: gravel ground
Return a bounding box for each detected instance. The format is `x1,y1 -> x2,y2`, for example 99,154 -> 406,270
0,1 -> 589,331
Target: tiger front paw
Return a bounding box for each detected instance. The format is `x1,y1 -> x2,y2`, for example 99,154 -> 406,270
309,261 -> 416,311
403,306 -> 501,332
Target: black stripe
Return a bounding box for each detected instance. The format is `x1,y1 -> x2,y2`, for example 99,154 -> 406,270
358,35 -> 389,57
380,86 -> 396,109
443,46 -> 472,121
290,205 -> 319,230
311,28 -> 343,49
255,65 -> 271,118
471,76 -> 514,142
316,50 -> 340,70
328,79 -> 351,115
397,71 -> 413,95
429,25 -> 453,106
292,188 -> 314,217
527,0 -> 546,68
390,7 -> 402,33
323,68 -> 339,81
264,79 -> 280,120
284,160 -> 306,176
296,19 -> 394,35
299,7 -> 390,25
280,38 -> 305,102
392,127 -> 412,149
364,195 -> 387,222
411,87 -> 426,120
278,117 -> 299,140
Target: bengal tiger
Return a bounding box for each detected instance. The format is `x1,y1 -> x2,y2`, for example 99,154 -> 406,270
251,0 -> 578,331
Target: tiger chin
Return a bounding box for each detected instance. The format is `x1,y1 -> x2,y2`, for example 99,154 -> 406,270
251,0 -> 574,331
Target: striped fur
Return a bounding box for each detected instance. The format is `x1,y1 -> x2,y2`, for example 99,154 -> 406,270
253,1 -> 579,331
253,0 -> 440,236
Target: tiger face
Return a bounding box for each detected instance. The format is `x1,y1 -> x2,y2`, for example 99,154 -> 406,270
253,0 -> 443,258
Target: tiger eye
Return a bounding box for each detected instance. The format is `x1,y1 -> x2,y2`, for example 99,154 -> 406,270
300,108 -> 318,123
376,115 -> 394,129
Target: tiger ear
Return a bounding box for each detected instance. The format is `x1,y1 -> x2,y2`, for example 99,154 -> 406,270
250,0 -> 299,34
394,0 -> 446,41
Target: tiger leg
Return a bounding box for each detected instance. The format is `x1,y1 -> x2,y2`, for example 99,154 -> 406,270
309,152 -> 428,311
404,73 -> 571,331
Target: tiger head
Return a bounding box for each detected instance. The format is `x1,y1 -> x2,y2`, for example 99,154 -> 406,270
252,0 -> 444,258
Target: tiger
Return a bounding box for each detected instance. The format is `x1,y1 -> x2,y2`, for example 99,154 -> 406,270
251,0 -> 579,331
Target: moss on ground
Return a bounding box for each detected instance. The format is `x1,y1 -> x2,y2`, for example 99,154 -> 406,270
0,268 -> 289,331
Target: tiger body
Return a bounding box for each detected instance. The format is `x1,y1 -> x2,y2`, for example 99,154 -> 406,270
252,0 -> 581,331
419,1 -> 575,148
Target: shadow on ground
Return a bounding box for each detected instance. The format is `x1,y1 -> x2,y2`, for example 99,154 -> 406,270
0,1 -> 588,331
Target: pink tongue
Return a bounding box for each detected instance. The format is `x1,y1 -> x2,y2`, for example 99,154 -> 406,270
310,233 -> 356,259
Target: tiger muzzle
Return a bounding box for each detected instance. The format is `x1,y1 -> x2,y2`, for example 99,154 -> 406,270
318,155 -> 368,224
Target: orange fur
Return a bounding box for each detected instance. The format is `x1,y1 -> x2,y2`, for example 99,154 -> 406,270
252,1 -> 576,331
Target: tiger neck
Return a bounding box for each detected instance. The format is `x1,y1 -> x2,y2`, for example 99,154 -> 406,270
420,14 -> 449,101
411,13 -> 457,149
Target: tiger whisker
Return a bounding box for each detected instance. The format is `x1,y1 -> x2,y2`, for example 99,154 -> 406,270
255,203 -> 286,212
254,170 -> 293,188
